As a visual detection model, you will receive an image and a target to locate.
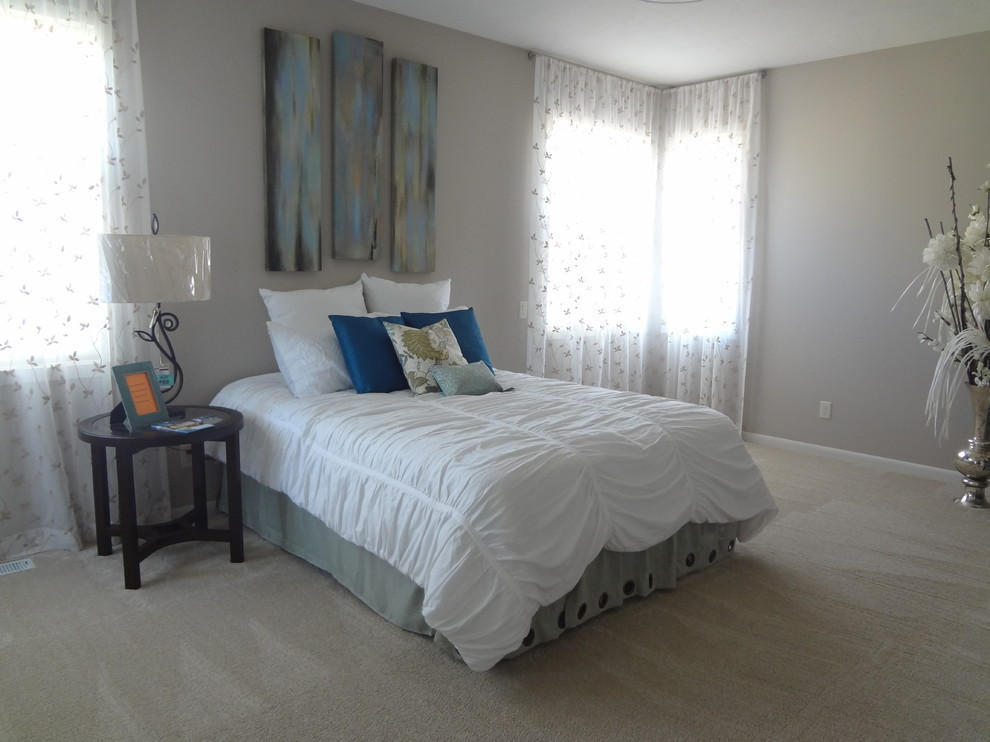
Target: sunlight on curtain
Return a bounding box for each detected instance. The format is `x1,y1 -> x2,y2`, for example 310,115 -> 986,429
541,120 -> 655,329
529,58 -> 658,390
0,12 -> 108,367
529,56 -> 762,423
659,136 -> 742,334
0,0 -> 168,560
649,74 -> 762,420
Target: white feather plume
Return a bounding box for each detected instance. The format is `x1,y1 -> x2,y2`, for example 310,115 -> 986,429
926,328 -> 990,439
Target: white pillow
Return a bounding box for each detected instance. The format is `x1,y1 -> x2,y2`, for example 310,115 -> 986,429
259,280 -> 365,331
266,321 -> 353,396
360,272 -> 450,314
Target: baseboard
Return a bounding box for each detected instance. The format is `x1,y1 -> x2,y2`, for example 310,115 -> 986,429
742,433 -> 959,484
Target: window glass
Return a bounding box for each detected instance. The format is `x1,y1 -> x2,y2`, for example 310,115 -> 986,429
659,135 -> 742,334
0,16 -> 107,366
542,120 -> 655,330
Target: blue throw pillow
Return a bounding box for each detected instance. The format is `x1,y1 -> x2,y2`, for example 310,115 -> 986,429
329,315 -> 406,393
400,307 -> 493,371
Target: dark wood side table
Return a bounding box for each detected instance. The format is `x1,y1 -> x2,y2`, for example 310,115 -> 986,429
78,405 -> 244,589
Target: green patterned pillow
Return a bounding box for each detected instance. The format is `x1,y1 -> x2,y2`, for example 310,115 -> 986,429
383,319 -> 468,394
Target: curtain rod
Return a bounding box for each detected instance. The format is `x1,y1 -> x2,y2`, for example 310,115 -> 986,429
526,50 -> 766,86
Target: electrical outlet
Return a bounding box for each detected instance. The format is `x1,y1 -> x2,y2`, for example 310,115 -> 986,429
819,401 -> 832,419
519,300 -> 528,319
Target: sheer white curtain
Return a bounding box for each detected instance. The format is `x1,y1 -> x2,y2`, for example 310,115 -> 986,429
528,58 -> 658,390
528,56 -> 762,423
0,0 -> 168,560
644,73 -> 763,420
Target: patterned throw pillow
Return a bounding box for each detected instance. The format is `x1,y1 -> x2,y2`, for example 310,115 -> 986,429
383,319 -> 467,394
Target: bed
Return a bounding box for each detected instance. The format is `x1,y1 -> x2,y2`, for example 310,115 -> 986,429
208,275 -> 777,671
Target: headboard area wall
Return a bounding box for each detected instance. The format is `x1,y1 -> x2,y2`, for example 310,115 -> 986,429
135,0 -> 534,405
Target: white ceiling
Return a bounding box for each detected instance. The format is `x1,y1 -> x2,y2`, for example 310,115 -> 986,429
351,0 -> 990,85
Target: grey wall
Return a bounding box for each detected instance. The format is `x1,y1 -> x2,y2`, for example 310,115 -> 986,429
746,30 -> 990,468
135,0 -> 534,405
137,0 -> 990,471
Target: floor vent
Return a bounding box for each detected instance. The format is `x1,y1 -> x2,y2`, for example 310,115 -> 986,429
0,558 -> 35,576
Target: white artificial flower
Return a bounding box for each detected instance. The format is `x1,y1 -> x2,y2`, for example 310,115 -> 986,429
967,244 -> 990,282
969,280 -> 990,324
964,212 -> 989,248
923,232 -> 958,272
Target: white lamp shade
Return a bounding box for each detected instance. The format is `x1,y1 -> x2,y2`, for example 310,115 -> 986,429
98,234 -> 211,303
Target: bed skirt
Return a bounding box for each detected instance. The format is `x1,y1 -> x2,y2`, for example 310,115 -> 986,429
236,474 -> 740,664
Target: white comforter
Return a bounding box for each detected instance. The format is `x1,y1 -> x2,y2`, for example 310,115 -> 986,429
210,371 -> 777,671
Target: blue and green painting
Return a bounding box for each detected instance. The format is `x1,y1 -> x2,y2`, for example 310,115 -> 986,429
263,28 -> 322,272
391,58 -> 437,273
331,31 -> 384,261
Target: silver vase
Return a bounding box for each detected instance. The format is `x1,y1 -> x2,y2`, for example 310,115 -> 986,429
955,383 -> 990,508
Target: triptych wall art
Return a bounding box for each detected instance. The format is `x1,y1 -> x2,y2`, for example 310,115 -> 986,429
262,27 -> 438,273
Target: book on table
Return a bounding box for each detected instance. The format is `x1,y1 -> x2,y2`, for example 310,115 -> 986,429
150,416 -> 222,433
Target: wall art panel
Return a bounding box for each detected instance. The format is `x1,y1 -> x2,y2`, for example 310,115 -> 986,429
331,31 -> 384,261
262,28 -> 322,272
391,58 -> 437,273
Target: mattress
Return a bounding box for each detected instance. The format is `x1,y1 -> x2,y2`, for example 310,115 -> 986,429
210,371 -> 777,670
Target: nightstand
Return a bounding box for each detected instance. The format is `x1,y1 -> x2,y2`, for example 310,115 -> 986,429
78,405 -> 244,589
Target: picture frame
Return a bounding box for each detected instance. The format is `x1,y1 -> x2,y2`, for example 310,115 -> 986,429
111,362 -> 170,431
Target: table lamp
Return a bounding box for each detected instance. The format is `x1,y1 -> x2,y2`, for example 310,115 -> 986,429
98,217 -> 211,421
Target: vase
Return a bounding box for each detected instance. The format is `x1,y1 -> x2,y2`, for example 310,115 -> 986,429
954,383 -> 990,508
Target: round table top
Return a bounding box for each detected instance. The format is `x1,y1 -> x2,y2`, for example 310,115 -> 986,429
77,405 -> 243,449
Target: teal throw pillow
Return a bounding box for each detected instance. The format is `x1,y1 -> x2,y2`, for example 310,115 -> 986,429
430,361 -> 504,397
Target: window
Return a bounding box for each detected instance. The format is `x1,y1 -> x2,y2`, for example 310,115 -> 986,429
541,121 -> 744,337
0,13 -> 109,368
542,119 -> 656,330
659,134 -> 743,335
529,57 -> 761,420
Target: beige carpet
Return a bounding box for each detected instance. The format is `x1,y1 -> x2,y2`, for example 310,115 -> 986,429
2,443 -> 989,742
